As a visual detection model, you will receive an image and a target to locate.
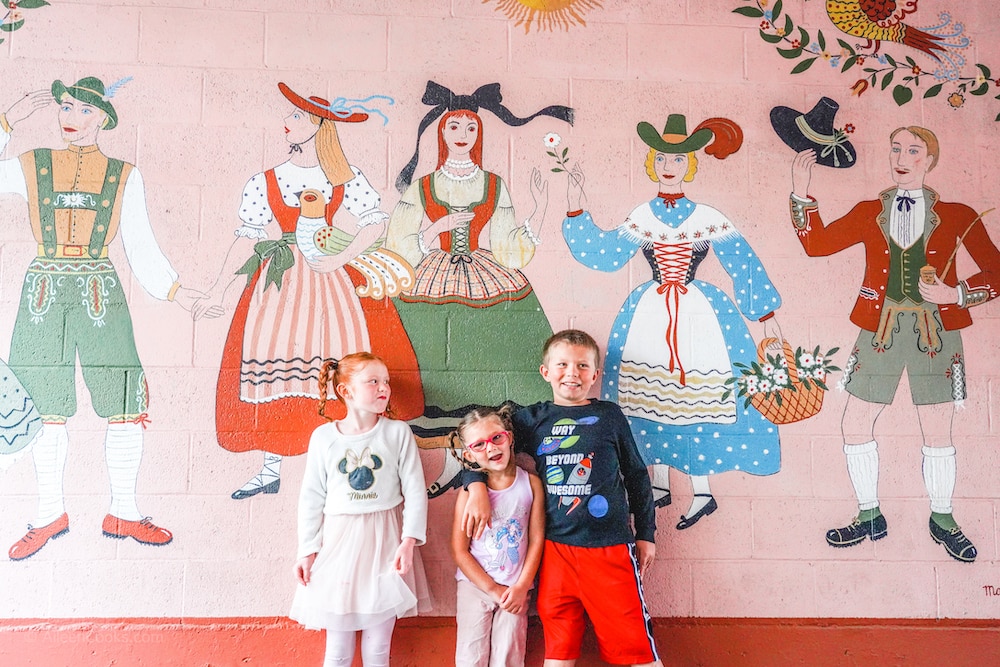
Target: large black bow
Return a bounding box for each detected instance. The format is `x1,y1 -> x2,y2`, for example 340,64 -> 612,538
395,81 -> 574,193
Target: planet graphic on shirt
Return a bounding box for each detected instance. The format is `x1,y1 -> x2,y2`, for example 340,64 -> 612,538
588,495 -> 609,518
545,466 -> 565,485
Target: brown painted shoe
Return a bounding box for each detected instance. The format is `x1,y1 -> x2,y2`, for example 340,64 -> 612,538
102,515 -> 173,546
9,513 -> 70,561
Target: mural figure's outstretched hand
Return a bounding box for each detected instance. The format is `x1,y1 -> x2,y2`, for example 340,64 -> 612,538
174,286 -> 219,320
191,293 -> 226,321
763,315 -> 784,351
566,162 -> 586,211
5,90 -> 53,127
527,166 -> 549,233
792,149 -> 817,198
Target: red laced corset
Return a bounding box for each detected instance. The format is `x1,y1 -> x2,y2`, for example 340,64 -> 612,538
653,242 -> 694,385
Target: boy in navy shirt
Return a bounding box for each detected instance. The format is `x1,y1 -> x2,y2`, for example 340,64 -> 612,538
464,329 -> 660,667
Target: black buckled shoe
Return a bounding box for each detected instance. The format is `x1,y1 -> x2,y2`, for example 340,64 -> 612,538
929,518 -> 977,563
676,494 -> 717,530
652,486 -> 672,508
825,513 -> 887,547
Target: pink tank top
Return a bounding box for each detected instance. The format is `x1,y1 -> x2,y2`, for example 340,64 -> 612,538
457,467 -> 534,587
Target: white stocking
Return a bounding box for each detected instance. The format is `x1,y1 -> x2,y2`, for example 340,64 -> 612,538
236,452 -> 282,492
922,445 -> 956,515
34,424 -> 69,525
844,440 -> 879,511
360,617 -> 396,667
324,629 -> 356,667
650,463 -> 670,491
686,475 -> 712,516
106,422 -> 143,521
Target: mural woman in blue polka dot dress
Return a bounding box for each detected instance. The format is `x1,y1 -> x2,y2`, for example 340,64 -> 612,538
561,115 -> 783,529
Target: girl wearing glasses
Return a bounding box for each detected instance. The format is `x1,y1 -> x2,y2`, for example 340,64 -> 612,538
450,406 -> 545,667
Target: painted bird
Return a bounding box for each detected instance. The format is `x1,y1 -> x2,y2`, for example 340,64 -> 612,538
825,0 -> 945,60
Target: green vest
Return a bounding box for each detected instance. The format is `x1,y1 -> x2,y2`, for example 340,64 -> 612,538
886,234 -> 927,304
32,148 -> 124,259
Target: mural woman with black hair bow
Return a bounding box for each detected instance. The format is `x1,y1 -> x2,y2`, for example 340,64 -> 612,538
385,82 -> 573,495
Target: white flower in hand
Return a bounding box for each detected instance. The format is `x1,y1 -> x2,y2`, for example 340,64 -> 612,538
543,132 -> 561,148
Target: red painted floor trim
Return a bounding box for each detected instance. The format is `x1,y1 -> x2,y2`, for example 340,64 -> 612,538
0,616 -> 998,666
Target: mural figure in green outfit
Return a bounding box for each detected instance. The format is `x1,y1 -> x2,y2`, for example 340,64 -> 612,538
781,105 -> 1000,563
0,77 -> 215,560
385,81 -> 572,496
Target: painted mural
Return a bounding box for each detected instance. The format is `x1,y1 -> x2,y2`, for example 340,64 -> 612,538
485,0 -> 603,32
0,77 -> 215,561
2,2 -> 1000,653
775,97 -> 1000,562
385,81 -> 572,495
738,0 -> 1000,118
200,83 -> 424,501
0,0 -> 48,45
556,116 -> 792,530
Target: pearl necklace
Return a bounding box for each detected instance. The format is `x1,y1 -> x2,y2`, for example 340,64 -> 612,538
439,161 -> 480,181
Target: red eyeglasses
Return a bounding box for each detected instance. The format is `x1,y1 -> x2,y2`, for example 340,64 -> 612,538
465,430 -> 512,453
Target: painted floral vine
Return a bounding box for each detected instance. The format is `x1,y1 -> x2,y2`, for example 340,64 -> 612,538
2,0 -> 49,45
734,0 -> 1000,120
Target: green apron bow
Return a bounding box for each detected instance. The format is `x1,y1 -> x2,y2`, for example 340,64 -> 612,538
236,232 -> 296,292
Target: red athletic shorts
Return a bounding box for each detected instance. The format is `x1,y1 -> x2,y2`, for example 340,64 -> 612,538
536,540 -> 659,665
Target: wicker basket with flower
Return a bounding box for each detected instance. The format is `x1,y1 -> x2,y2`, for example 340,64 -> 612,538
723,338 -> 839,425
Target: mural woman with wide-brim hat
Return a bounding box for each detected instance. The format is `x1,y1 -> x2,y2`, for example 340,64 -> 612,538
561,114 -> 783,529
200,83 -> 423,500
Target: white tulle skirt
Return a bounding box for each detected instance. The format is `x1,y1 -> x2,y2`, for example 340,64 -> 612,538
289,505 -> 431,631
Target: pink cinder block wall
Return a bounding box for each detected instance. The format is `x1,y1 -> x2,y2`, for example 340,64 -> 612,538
0,0 -> 999,663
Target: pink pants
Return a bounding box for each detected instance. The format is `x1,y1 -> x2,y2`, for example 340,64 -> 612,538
455,579 -> 528,667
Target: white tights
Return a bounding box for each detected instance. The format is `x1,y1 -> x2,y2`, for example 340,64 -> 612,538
324,617 -> 396,667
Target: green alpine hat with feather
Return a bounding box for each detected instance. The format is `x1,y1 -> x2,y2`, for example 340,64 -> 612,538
51,77 -> 120,130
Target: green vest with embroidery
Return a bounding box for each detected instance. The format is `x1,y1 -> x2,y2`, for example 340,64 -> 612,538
886,234 -> 927,304
33,148 -> 125,259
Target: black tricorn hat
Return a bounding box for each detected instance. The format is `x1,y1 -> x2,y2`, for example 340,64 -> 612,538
770,97 -> 856,169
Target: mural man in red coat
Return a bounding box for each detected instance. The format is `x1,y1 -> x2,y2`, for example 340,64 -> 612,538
789,126 -> 1000,563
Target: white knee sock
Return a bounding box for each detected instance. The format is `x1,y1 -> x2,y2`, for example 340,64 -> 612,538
34,424 -> 69,525
844,440 -> 880,511
105,422 -> 143,521
922,445 -> 956,515
686,475 -> 712,516
324,629 -> 356,667
651,464 -> 670,491
360,617 -> 395,667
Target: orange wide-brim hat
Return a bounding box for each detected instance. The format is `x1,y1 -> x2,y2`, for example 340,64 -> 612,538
278,82 -> 368,123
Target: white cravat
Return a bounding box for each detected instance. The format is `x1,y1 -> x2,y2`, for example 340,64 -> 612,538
889,189 -> 925,248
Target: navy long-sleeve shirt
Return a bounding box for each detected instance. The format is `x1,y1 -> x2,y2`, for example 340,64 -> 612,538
465,399 -> 656,547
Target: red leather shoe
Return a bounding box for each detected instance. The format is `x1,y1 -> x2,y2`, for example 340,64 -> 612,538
9,513 -> 70,561
102,515 -> 173,545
